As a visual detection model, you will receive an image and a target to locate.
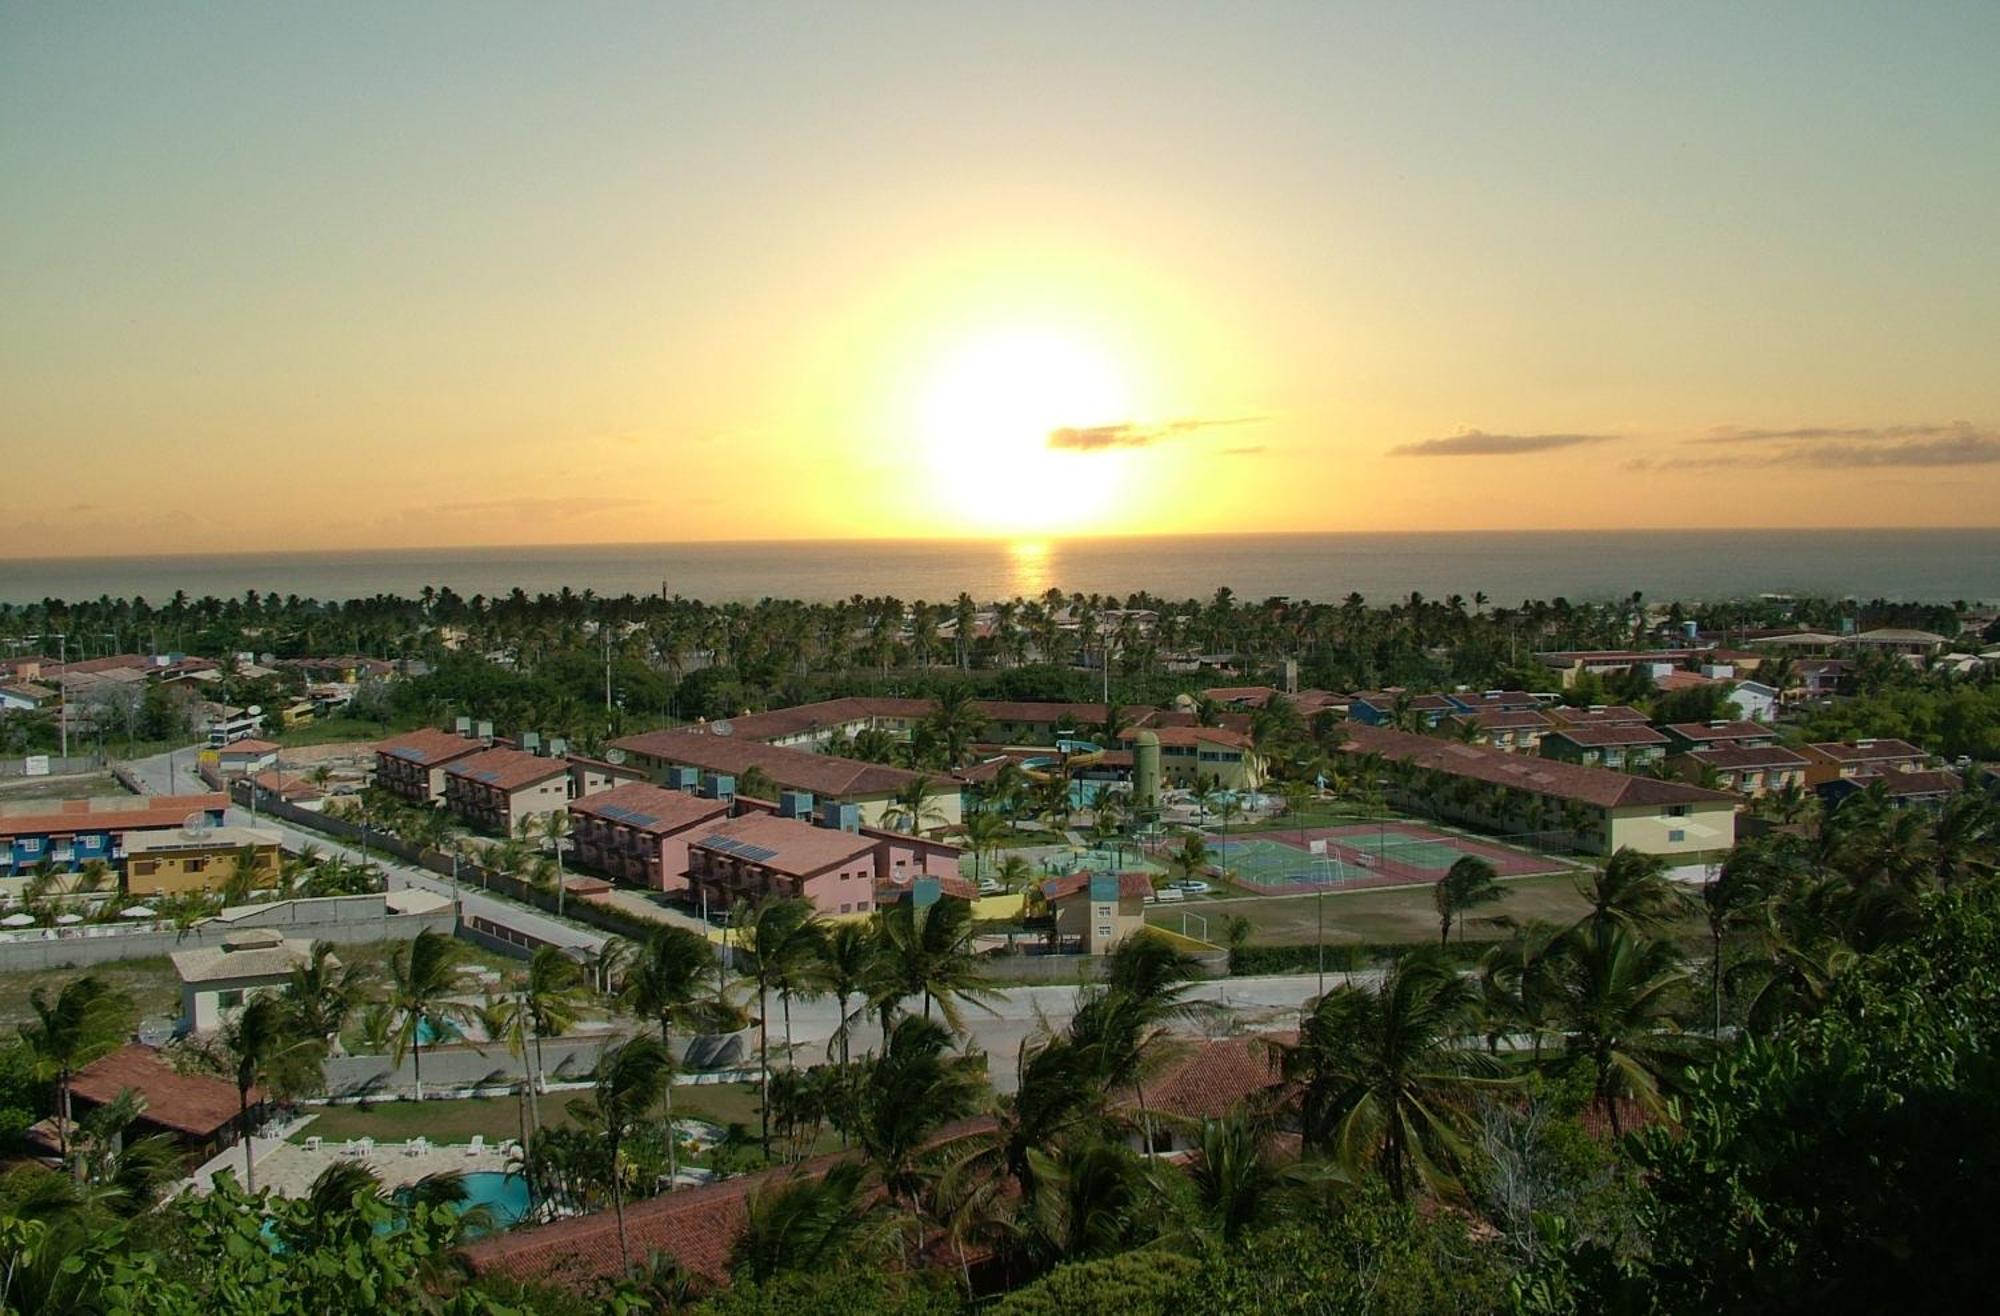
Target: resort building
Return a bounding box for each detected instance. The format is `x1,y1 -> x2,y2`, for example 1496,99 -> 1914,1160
171,929 -> 317,1033
124,825 -> 282,898
1340,724 -> 1738,856
1447,708 -> 1555,753
1040,870 -> 1153,954
1442,689 -> 1544,715
1539,724 -> 1671,773
1798,738 -> 1931,789
0,793 -> 229,877
1118,724 -> 1262,790
372,727 -> 487,805
567,781 -> 731,892
442,746 -> 572,834
609,728 -> 963,831
683,802 -> 963,917
44,1044 -> 259,1166
1819,768 -> 1963,811
213,738 -> 281,776
1659,720 -> 1779,754
1668,745 -> 1811,798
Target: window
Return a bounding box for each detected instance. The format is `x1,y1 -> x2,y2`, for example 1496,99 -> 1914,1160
840,903 -> 852,914
1668,829 -> 1686,843
856,901 -> 871,912
217,989 -> 244,1009
1097,925 -> 1113,939
1665,804 -> 1690,818
18,839 -> 40,854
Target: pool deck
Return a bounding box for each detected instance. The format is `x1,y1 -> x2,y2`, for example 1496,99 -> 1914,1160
180,1113 -> 516,1199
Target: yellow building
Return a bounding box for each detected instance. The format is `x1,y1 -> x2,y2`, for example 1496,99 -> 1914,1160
1042,871 -> 1153,954
123,826 -> 283,898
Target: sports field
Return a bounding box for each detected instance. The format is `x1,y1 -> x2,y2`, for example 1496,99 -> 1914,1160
1211,821 -> 1566,895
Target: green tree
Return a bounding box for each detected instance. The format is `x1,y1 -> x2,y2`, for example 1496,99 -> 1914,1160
221,993 -> 328,1192
870,896 -> 998,1031
1541,920 -> 1697,1135
387,928 -> 472,1101
18,976 -> 135,1168
619,925 -> 731,1187
584,1035 -> 675,1272
1433,854 -> 1505,944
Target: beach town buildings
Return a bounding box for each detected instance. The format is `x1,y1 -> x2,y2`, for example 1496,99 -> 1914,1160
610,728 -> 964,832
680,796 -> 964,917
1538,723 -> 1671,773
1798,738 -> 1931,789
123,825 -> 282,898
1667,745 -> 1811,798
0,793 -> 229,878
1040,870 -> 1152,954
1339,724 -> 1738,856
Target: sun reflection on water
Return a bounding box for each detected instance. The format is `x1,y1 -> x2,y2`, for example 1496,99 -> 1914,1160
1005,538 -> 1052,598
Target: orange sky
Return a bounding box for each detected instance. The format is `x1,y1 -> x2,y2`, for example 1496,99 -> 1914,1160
4,4 -> 1998,558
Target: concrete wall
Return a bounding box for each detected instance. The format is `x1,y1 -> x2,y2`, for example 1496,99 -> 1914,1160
1604,801 -> 1737,856
0,894 -> 455,972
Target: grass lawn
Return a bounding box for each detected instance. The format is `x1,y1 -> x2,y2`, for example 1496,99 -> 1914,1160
295,1082 -> 772,1145
0,772 -> 127,806
0,955 -> 184,1032
1152,872 -> 1603,947
277,716 -> 402,748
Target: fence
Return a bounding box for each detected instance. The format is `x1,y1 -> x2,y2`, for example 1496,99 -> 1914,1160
0,892 -> 457,972
1,753 -> 106,778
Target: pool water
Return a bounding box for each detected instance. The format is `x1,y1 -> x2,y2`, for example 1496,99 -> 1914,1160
458,1171 -> 531,1231
415,1017 -> 463,1046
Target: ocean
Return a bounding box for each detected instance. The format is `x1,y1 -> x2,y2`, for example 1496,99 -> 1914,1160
1,530 -> 1996,607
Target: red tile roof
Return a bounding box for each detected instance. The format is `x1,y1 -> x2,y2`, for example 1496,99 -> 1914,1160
1677,745 -> 1810,771
611,730 -> 951,800
1136,725 -> 1252,750
1545,705 -> 1650,727
70,1044 -> 251,1138
1341,724 -> 1738,810
1803,738 -> 1926,763
567,782 -> 731,836
1662,721 -> 1771,743
218,738 -> 280,755
374,727 -> 483,767
1040,870 -> 1154,902
1127,1034 -> 1287,1121
445,746 -> 569,792
1452,709 -> 1554,732
689,812 -> 877,877
0,794 -> 227,839
1544,724 -> 1671,748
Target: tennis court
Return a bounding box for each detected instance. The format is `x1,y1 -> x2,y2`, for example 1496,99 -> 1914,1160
1211,821 -> 1565,895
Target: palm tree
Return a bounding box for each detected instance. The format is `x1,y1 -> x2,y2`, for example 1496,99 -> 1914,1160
19,976 -> 135,1169
387,928 -> 472,1100
283,939 -> 370,1050
1019,1139 -> 1151,1264
619,925 -> 730,1187
1069,932 -> 1203,1160
924,688 -> 988,768
956,810 -> 1009,882
738,897 -> 820,1149
1540,920 -> 1697,1135
736,764 -> 778,802
1183,1110 -> 1327,1244
996,853 -> 1032,893
854,1016 -> 983,1248
1433,855 -> 1506,944
961,1031 -> 1101,1205
869,896 -> 998,1031
818,920 -> 877,1069
729,1160 -> 872,1283
521,945 -> 591,1095
586,1036 -> 675,1272
1277,949 -> 1502,1200
1575,847 -> 1692,934
540,810 -> 574,914
1701,850 -> 1776,1033
883,777 -> 947,836
474,991 -> 538,1155
221,993 -> 327,1192
1165,833 -> 1212,888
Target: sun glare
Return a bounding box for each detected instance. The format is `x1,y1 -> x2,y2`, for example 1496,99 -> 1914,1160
916,329 -> 1138,534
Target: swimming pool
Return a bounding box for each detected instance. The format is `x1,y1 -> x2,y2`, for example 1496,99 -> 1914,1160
415,1016 -> 463,1046
457,1171 -> 531,1231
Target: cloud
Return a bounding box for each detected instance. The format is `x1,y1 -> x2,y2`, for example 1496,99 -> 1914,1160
1390,430 -> 1616,457
1046,416 -> 1259,451
1219,445 -> 1268,457
1695,422 -> 1970,445
1661,422 -> 2000,469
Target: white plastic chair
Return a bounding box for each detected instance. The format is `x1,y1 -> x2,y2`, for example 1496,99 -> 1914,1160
466,1134 -> 485,1156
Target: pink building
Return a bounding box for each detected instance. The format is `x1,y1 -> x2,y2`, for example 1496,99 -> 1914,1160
685,806 -> 963,918
568,782 -> 732,892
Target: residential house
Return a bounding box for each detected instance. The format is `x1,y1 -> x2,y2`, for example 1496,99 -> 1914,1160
214,738 -> 280,776
57,1044 -> 261,1165
1819,768 -> 1963,811
1725,680 -> 1780,723
124,825 -> 282,898
1798,738 -> 1930,789
1117,1033 -> 1285,1155
1447,708 -> 1555,753
372,728 -> 486,805
1347,690 -> 1455,729
1539,724 -> 1671,773
1543,704 -> 1650,730
1668,745 -> 1810,798
1041,870 -> 1153,954
1844,628 -> 1951,657
1442,689 -> 1543,715
0,681 -> 56,713
443,746 -> 572,835
1659,720 -> 1778,754
0,793 -> 228,877
1339,724 -> 1738,857
170,929 -> 317,1033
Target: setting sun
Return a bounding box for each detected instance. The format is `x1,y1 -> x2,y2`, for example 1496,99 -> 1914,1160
916,328 -> 1140,534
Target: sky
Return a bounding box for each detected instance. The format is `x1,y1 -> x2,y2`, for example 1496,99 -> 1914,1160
4,2 -> 1999,557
